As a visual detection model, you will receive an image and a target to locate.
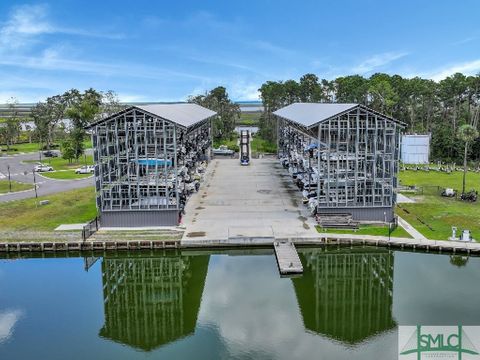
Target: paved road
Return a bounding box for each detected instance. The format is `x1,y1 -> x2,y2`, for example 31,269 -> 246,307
0,152 -> 94,202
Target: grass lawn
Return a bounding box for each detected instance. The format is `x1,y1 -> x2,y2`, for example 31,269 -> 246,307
250,137 -> 277,154
0,180 -> 34,194
1,142 -> 44,154
40,170 -> 93,180
213,138 -> 239,152
238,112 -> 261,125
0,187 -> 97,231
397,169 -> 480,241
399,170 -> 480,190
24,155 -> 93,170
316,224 -> 412,238
396,195 -> 480,241
1,138 -> 91,155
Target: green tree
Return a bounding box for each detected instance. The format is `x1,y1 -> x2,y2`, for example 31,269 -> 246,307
439,73 -> 468,132
101,90 -> 124,118
65,88 -> 102,160
457,124 -> 479,194
367,74 -> 399,115
258,81 -> 286,142
299,73 -> 322,102
1,98 -> 21,150
257,71 -> 480,165
188,86 -> 240,141
283,80 -> 300,104
334,75 -> 369,104
61,138 -> 75,163
31,89 -> 81,150
31,102 -> 51,150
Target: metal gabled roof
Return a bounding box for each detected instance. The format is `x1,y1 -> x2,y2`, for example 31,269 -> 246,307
273,102 -> 405,128
87,103 -> 216,129
273,103 -> 358,128
136,103 -> 216,128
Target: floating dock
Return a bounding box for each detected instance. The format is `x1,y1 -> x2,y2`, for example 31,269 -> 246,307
273,241 -> 303,275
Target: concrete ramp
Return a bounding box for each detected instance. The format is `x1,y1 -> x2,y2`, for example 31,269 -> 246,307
228,226 -> 274,242
274,241 -> 303,275
181,158 -> 318,244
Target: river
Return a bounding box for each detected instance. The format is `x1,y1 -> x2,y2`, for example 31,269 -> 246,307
0,247 -> 479,359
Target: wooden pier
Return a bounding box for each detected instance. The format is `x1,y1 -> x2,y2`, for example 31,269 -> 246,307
273,240 -> 303,275
0,239 -> 179,253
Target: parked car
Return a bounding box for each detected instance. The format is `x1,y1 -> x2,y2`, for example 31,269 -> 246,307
75,165 -> 94,174
43,150 -> 58,157
34,164 -> 53,172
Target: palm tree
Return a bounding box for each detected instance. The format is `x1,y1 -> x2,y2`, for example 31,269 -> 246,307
457,124 -> 479,195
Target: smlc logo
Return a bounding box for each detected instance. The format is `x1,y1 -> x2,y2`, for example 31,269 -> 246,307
399,326 -> 480,360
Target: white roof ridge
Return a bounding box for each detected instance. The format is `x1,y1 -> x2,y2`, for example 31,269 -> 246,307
137,103 -> 216,128
273,103 -> 359,128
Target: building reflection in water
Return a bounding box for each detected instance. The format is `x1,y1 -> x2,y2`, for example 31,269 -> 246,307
98,252 -> 210,351
292,248 -> 396,345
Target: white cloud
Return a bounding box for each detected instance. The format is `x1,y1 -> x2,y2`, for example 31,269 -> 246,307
0,4 -> 52,49
230,82 -> 260,101
248,40 -> 296,58
186,81 -> 261,101
0,309 -> 23,344
198,255 -> 395,360
452,37 -> 476,45
0,4 -> 123,51
116,93 -> 151,103
0,49 -> 209,82
351,52 -> 409,74
428,59 -> 480,81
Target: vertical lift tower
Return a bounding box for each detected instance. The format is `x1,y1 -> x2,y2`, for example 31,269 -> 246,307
240,129 -> 250,165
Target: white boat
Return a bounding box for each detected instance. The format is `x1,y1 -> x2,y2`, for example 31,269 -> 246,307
213,145 -> 234,155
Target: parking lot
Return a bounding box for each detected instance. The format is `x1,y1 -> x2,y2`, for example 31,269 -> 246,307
181,156 -> 318,241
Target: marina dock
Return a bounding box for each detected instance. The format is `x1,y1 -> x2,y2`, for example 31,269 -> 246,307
273,240 -> 303,275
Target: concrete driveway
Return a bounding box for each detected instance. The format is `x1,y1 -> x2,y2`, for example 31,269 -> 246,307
0,152 -> 93,202
181,157 -> 318,242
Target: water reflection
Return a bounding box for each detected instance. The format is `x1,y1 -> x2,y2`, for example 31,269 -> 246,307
98,253 -> 210,351
95,249 -> 398,355
293,248 -> 396,344
0,309 -> 23,344
1,249 -> 479,359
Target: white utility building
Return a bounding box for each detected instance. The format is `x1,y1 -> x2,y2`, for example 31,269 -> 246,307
401,134 -> 430,164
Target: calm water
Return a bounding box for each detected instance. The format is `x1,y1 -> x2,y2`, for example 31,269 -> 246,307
0,247 -> 479,360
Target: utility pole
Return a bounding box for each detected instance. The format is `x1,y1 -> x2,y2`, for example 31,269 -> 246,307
7,165 -> 11,192
33,170 -> 38,206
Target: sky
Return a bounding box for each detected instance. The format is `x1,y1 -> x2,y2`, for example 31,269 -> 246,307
0,0 -> 479,103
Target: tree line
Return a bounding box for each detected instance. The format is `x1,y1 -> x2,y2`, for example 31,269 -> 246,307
258,73 -> 480,164
32,89 -> 123,162
188,86 -> 240,142
1,86 -> 241,159
0,89 -> 122,161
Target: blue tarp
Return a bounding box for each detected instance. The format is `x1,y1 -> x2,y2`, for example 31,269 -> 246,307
135,159 -> 172,167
